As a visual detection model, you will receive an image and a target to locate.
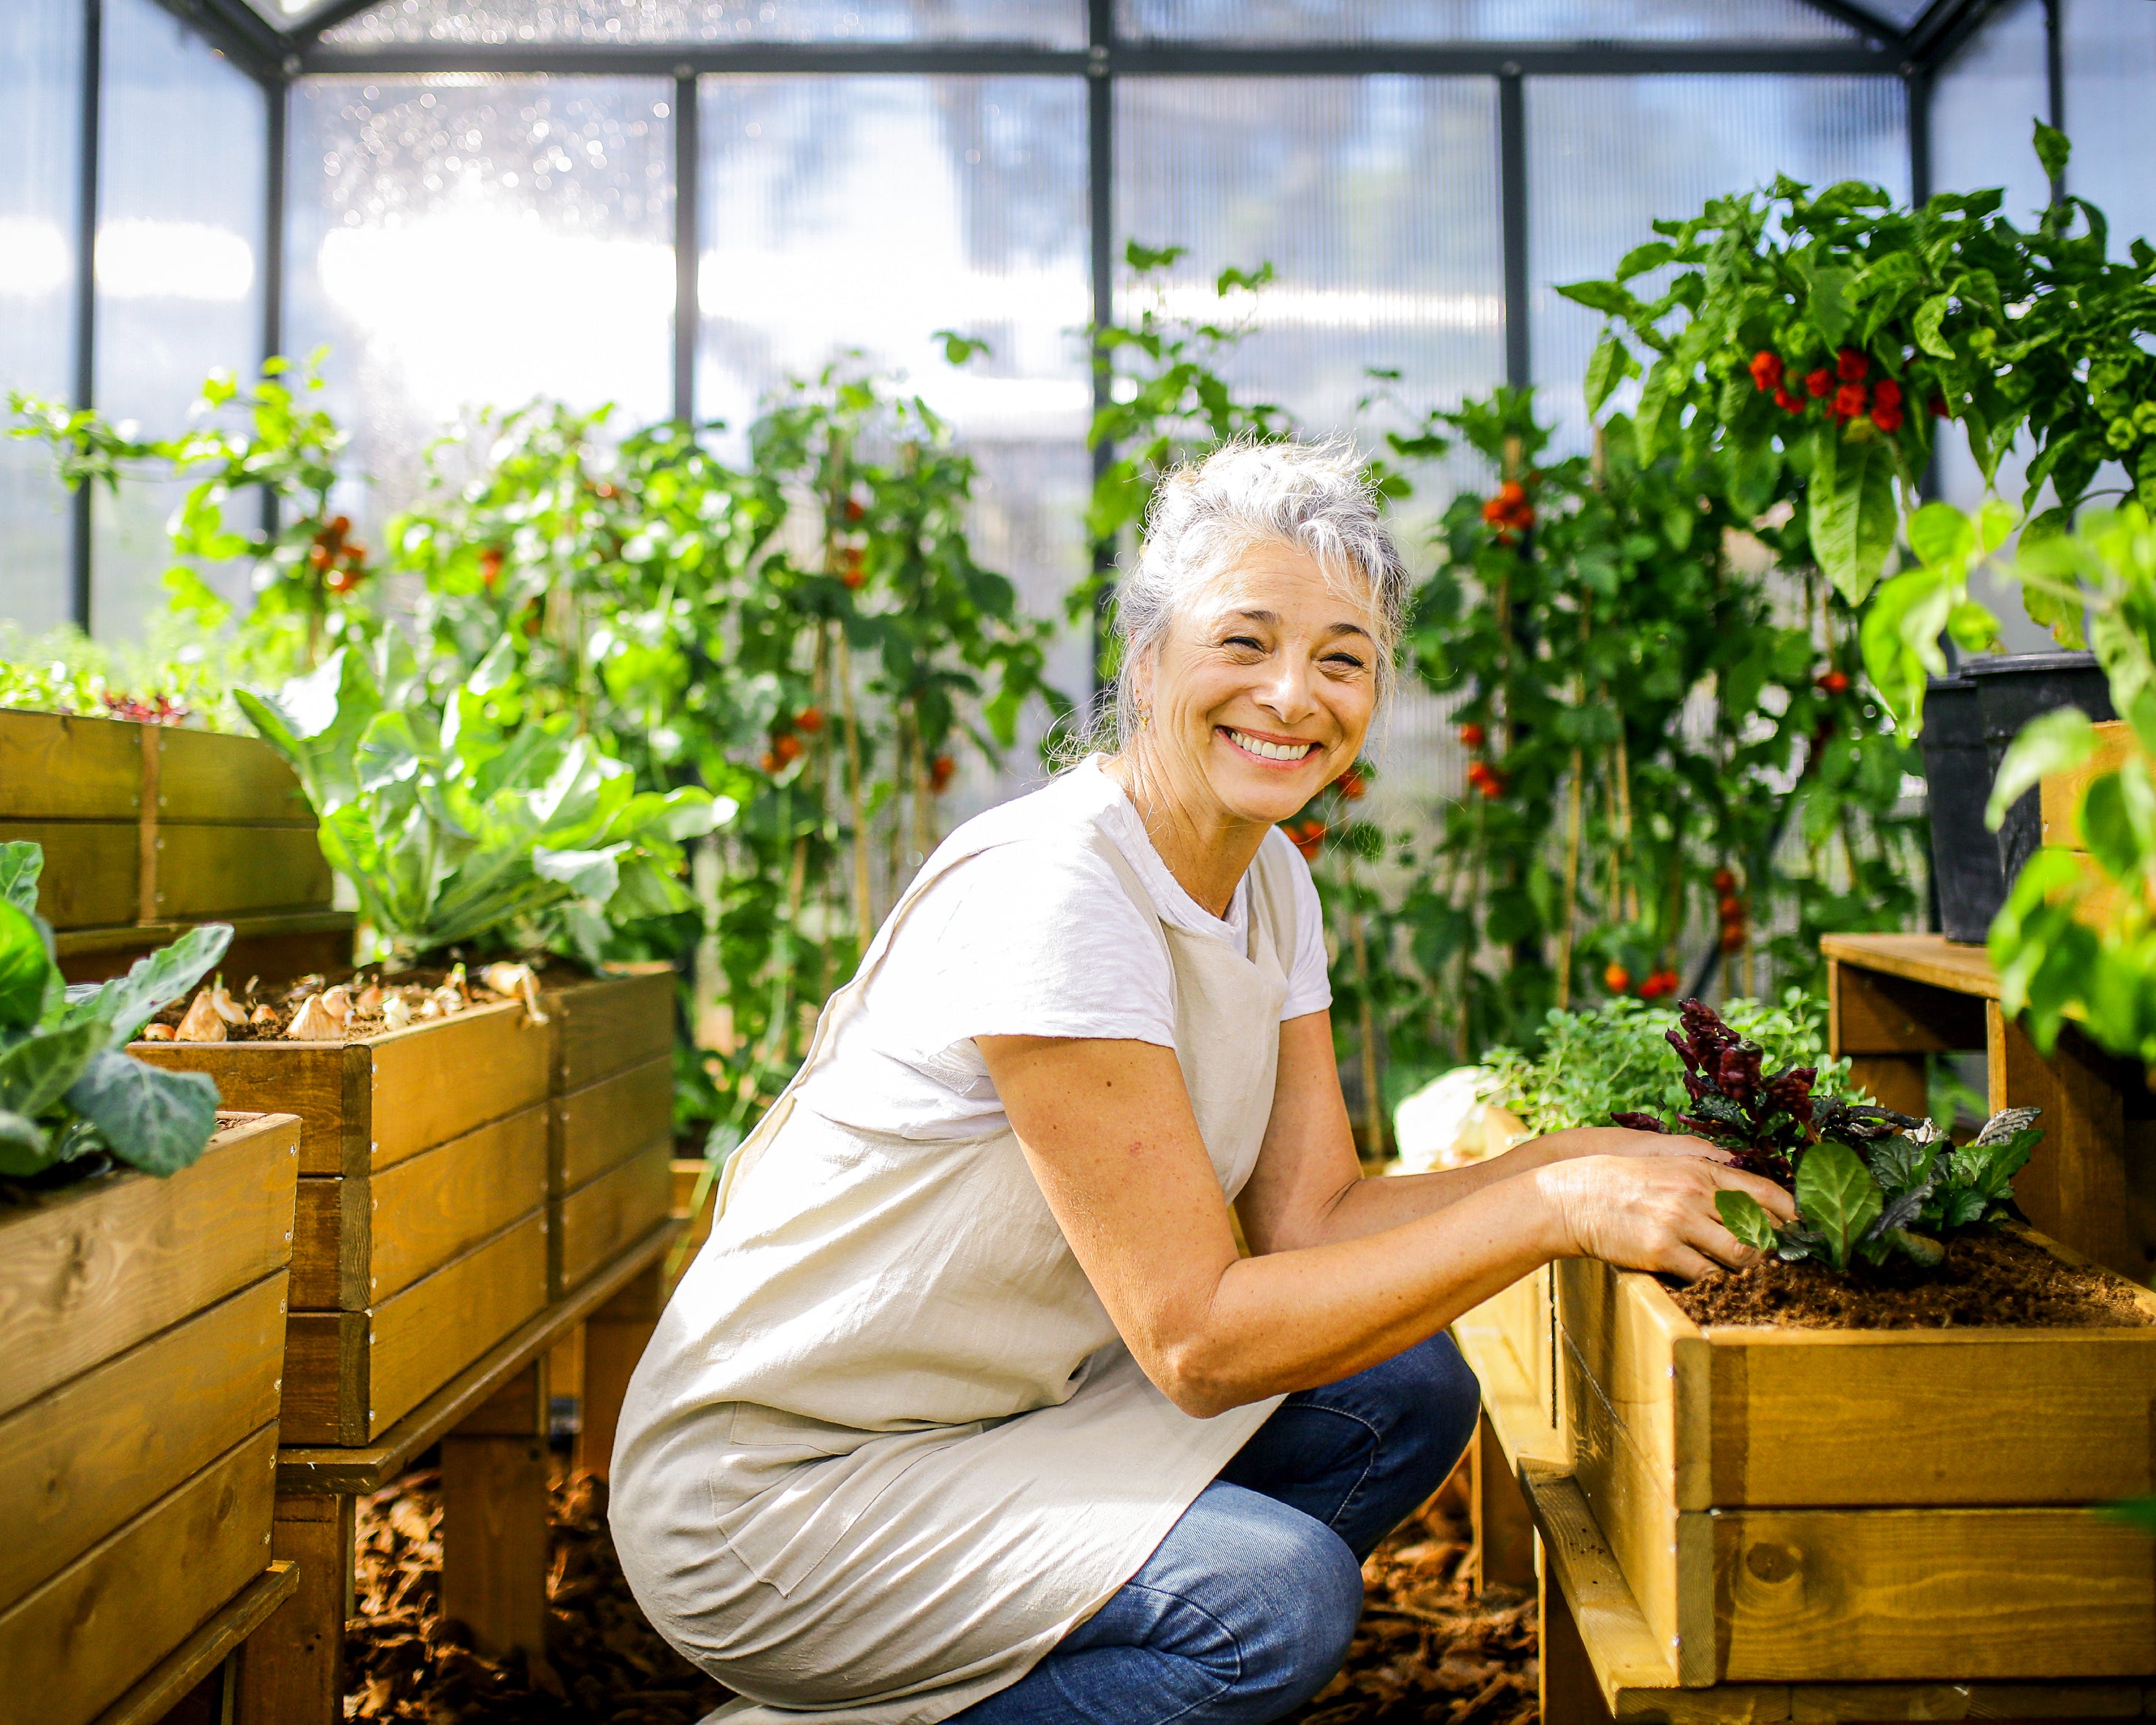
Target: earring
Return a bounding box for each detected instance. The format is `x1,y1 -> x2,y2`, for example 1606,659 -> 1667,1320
1138,708 -> 1151,730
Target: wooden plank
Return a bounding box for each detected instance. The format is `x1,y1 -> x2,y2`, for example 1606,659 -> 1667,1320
154,729 -> 312,826
0,710 -> 142,819
578,1266 -> 661,1482
129,1042 -> 368,1179
369,1000 -> 551,1171
277,1310 -> 368,1447
550,968 -> 675,1093
1706,1325 -> 2156,1507
552,1138 -> 672,1297
365,1208 -> 548,1441
0,1423 -> 278,1725
290,1177 -> 368,1311
440,1433 -> 552,1662
57,911 -> 355,988
0,1272 -> 286,1615
0,1113 -> 299,1418
1988,1003 -> 2144,1280
2040,719 -> 2137,847
367,1104 -> 548,1305
155,826 -> 332,920
1818,933 -> 2000,1001
1712,1507 -> 2156,1682
453,1361 -> 546,1439
1526,1460 -> 1682,1694
1844,1055 -> 1929,1119
234,1497 -> 352,1725
0,820 -> 138,928
277,1217 -> 680,1496
555,1054 -> 673,1192
1786,1683 -> 2143,1721
1830,957 -> 1987,1056
91,1561 -> 297,1725
1471,1413 -> 1537,1592
1544,1561 -> 1621,1725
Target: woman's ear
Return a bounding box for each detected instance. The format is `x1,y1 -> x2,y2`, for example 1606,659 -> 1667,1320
1127,646 -> 1156,720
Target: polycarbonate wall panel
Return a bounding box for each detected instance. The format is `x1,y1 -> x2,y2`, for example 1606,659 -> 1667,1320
285,76 -> 672,528
325,0 -> 1084,47
2063,0 -> 2156,254
1114,77 -> 1504,445
1528,75 -> 1907,452
699,74 -> 1091,800
1117,1 -> 1854,42
0,0 -> 82,635
1930,0 -> 2050,222
92,0 -> 267,638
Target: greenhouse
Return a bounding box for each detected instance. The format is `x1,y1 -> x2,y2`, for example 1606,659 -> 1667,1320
6,1 -> 2156,1721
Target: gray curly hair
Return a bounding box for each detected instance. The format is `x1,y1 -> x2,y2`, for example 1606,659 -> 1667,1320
1099,437 -> 1408,754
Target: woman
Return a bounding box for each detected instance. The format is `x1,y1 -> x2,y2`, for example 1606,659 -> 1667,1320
612,440 -> 1794,1725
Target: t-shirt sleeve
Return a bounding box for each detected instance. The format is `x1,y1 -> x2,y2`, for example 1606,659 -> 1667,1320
1270,827 -> 1335,1022
872,837 -> 1180,1057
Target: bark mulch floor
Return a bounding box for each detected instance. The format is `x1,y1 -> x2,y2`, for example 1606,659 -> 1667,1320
344,1463 -> 1538,1724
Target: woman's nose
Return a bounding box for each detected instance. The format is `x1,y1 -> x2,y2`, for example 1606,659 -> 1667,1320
1256,660 -> 1316,719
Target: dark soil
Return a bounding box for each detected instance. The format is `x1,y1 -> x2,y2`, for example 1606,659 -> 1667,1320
141,954 -> 583,1042
1670,1228 -> 2154,1330
346,1462 -> 1538,1724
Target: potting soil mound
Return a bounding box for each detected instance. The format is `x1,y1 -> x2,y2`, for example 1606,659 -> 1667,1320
346,1463 -> 1540,1724
144,960 -> 564,1041
1670,1228 -> 2154,1330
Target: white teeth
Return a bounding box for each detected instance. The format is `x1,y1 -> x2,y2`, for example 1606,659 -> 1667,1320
1228,729 -> 1316,762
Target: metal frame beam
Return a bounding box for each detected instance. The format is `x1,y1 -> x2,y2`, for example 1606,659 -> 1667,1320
144,0 -> 287,85
296,39 -> 1904,77
1789,0 -> 1908,45
672,68 -> 697,424
71,0 -> 105,632
1904,0 -> 2021,71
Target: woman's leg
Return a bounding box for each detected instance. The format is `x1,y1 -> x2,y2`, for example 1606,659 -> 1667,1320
1219,1330 -> 1480,1558
952,1483 -> 1363,1725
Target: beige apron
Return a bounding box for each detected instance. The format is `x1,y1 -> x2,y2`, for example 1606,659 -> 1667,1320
610,810 -> 1299,1725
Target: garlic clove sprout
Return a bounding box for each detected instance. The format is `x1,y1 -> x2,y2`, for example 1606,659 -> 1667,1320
382,994 -> 413,1030
174,990 -> 228,1042
287,993 -> 343,1041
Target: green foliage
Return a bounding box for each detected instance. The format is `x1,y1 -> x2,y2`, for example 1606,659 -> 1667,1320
11,356 -> 380,679
0,619 -> 248,730
1484,992 -> 1857,1136
1561,134 -> 2156,624
0,841 -> 228,1182
237,638 -> 723,968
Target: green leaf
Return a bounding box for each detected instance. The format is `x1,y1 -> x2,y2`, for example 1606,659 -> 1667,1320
1907,500 -> 1973,569
64,1052 -> 220,1177
0,1020 -> 107,1117
1810,431 -> 1900,607
1584,336 -> 1636,417
66,922 -> 234,1048
0,841 -> 42,915
0,1108 -> 53,1175
1858,567 -> 1953,734
1795,1141 -> 1884,1274
1716,1190 -> 1782,1252
1912,293 -> 1956,361
0,900 -> 50,1033
1987,706 -> 2097,830
1890,1228 -> 1945,1268
2033,118 -> 2071,185
533,846 -> 621,902
1553,279 -> 1640,318
1614,240 -> 1676,282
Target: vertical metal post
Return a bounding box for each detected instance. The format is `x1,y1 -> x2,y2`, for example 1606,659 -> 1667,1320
674,68 -> 699,426
1906,63 -> 1931,207
262,69 -> 287,542
1497,66 -> 1530,391
70,0 -> 104,631
2043,0 -> 2065,199
1086,0 -> 1114,707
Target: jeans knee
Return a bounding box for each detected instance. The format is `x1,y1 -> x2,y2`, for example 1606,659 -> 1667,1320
1237,1512 -> 1363,1713
1408,1332 -> 1482,1469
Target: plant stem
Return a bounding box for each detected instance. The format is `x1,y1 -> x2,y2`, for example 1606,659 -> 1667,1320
1556,743 -> 1584,1010
1343,855 -> 1386,1160
836,624 -> 872,944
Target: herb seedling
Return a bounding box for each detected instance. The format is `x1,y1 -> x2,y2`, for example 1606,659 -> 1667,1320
1617,998 -> 2041,1274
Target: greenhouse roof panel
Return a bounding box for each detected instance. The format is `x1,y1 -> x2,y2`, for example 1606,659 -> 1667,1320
318,0 -> 1087,47
1115,0 -> 1869,43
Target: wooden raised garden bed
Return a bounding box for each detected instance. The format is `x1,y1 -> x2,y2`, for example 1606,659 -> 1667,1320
547,967 -> 675,1301
1554,1232 -> 2156,1688
0,708 -> 353,984
131,1003 -> 552,1445
0,1111 -> 301,1725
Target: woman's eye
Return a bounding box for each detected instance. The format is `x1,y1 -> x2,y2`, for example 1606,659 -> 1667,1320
1223,635 -> 1265,651
1324,652 -> 1367,672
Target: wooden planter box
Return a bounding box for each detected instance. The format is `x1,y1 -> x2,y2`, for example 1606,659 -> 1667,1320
132,1002 -> 552,1445
0,708 -> 353,984
1555,1234 -> 2156,1688
548,968 -> 675,1299
0,1112 -> 300,1725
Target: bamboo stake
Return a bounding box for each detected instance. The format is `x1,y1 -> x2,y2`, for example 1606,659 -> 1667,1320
1342,857 -> 1386,1160
836,626 -> 872,944
1555,746 -> 1585,1011
1614,724 -> 1639,922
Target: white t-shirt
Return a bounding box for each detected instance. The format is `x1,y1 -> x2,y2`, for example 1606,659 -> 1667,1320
796,757 -> 1332,1141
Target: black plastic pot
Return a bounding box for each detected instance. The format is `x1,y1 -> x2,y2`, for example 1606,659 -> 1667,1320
1965,651 -> 2117,890
1920,674 -> 2009,944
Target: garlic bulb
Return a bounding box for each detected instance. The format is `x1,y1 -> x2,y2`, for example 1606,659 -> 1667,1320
174,990 -> 228,1043
287,993 -> 343,1041
381,994 -> 413,1030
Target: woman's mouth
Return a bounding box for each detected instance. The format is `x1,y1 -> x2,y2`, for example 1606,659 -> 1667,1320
1221,727 -> 1319,764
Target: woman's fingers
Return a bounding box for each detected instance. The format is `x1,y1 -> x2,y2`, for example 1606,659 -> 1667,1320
1630,1132 -> 1733,1165
1711,1163 -> 1799,1223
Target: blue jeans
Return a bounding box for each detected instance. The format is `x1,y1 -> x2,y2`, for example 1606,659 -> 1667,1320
954,1332 -> 1480,1725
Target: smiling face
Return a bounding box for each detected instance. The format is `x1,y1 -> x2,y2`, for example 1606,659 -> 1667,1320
1129,538 -> 1382,830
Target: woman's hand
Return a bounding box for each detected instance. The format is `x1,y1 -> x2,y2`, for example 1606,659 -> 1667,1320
1532,1153 -> 1797,1282
1529,1124 -> 1734,1165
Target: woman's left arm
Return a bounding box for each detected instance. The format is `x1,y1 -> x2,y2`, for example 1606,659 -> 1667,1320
1236,1010 -> 1725,1255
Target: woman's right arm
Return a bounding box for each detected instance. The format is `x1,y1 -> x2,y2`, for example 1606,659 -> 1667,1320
979,1033 -> 1794,1420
